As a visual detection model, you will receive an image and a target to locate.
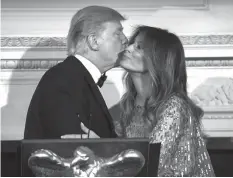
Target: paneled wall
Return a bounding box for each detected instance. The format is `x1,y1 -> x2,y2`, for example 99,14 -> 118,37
1,0 -> 233,140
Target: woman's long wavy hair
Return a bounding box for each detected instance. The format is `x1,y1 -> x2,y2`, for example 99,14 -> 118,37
120,26 -> 203,128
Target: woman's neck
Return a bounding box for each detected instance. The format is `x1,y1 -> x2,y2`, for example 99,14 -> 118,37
130,72 -> 152,106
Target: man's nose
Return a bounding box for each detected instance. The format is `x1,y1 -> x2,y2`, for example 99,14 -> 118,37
122,35 -> 128,48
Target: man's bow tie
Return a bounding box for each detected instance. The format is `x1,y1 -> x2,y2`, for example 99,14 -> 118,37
97,73 -> 107,88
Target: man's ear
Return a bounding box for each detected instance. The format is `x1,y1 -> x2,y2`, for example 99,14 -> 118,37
86,34 -> 99,51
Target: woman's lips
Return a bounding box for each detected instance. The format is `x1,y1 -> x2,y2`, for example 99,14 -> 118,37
122,54 -> 131,59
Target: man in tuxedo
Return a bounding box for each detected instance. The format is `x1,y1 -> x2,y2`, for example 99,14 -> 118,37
24,6 -> 128,139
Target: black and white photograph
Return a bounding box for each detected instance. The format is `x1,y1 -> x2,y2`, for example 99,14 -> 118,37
1,0 -> 233,176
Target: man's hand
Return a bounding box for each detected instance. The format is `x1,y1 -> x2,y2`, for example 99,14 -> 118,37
61,123 -> 100,139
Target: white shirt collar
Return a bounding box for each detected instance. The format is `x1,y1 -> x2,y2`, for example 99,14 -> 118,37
75,54 -> 101,84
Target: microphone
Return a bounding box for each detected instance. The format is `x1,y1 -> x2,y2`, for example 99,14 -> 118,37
87,95 -> 92,139
87,114 -> 91,138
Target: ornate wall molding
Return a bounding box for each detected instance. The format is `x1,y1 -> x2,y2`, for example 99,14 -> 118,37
1,58 -> 233,70
1,37 -> 67,48
2,0 -> 209,11
2,35 -> 233,48
179,35 -> 233,46
1,59 -> 62,70
185,59 -> 233,67
202,106 -> 233,120
203,115 -> 233,119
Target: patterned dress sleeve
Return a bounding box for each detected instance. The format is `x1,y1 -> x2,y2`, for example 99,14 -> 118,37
149,96 -> 212,177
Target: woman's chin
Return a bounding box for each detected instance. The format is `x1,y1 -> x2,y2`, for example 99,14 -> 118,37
119,61 -> 143,73
120,66 -> 143,73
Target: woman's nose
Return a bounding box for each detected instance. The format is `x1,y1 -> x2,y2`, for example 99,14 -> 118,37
125,44 -> 134,53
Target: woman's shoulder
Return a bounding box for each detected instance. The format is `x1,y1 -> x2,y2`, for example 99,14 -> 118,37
159,93 -> 188,112
155,93 -> 196,124
150,94 -> 189,143
157,93 -> 203,125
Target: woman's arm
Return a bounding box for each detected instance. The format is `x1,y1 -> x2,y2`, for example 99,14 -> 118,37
150,96 -> 197,177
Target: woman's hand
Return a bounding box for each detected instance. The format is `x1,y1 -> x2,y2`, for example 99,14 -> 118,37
61,123 -> 100,139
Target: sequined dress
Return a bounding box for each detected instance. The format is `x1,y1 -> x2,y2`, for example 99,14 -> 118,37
114,94 -> 215,177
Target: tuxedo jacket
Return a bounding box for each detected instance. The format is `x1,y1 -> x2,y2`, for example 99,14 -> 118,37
24,55 -> 117,139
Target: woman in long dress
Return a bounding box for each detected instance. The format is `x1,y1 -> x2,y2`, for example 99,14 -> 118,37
115,25 -> 215,177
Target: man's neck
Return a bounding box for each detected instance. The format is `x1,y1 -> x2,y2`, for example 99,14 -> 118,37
79,53 -> 112,74
75,53 -> 102,84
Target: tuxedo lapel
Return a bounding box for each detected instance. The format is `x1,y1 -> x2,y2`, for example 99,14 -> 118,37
70,56 -> 114,129
85,73 -> 113,121
85,72 -> 116,133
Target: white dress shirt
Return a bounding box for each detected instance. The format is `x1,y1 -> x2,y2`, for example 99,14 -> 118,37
75,54 -> 101,85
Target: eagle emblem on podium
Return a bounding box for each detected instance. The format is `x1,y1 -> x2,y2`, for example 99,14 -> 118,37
28,146 -> 145,177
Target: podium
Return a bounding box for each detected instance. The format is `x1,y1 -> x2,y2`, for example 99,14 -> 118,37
2,138 -> 233,176
20,138 -> 161,177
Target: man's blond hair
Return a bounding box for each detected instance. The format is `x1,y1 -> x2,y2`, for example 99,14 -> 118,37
67,6 -> 125,56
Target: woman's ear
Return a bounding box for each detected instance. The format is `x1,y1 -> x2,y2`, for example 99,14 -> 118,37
86,34 -> 99,51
